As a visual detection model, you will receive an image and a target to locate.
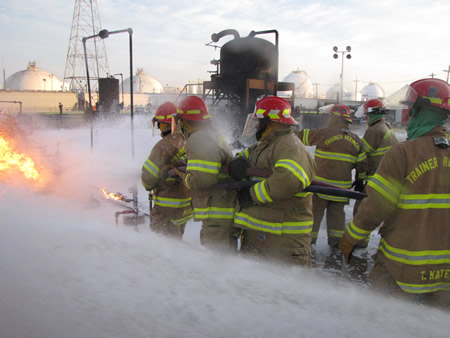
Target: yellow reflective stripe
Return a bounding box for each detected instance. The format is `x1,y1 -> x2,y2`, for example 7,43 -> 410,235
254,181 -> 273,203
154,196 -> 191,208
294,192 -> 312,198
379,238 -> 450,265
362,138 -> 374,153
317,193 -> 349,202
187,110 -> 200,114
425,97 -> 442,104
396,281 -> 450,294
255,109 -> 266,118
170,213 -> 193,226
184,173 -> 191,190
143,159 -> 160,178
302,129 -> 310,146
369,146 -> 391,157
329,229 -> 344,238
397,193 -> 450,209
186,159 -> 221,174
275,159 -> 311,187
236,149 -> 249,159
235,212 -> 313,234
268,112 -> 280,119
357,172 -> 367,180
142,180 -> 153,190
192,207 -> 234,219
155,115 -> 172,120
346,220 -> 371,241
282,109 -> 291,118
357,151 -> 367,162
314,176 -> 352,188
315,149 -> 357,163
367,173 -> 401,204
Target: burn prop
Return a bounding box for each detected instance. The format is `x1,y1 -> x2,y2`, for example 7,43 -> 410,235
99,185 -> 147,228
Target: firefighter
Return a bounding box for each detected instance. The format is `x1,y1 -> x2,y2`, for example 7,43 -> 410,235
297,104 -> 368,248
352,98 -> 399,246
141,102 -> 192,239
340,78 -> 450,308
229,96 -> 316,266
174,96 -> 238,252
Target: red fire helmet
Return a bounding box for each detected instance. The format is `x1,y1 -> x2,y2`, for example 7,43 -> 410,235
355,98 -> 386,117
153,102 -> 177,124
402,78 -> 450,113
329,104 -> 352,123
253,96 -> 298,125
176,96 -> 212,121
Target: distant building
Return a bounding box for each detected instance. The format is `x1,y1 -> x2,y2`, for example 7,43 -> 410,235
5,62 -> 66,91
282,69 -> 314,98
123,68 -> 163,94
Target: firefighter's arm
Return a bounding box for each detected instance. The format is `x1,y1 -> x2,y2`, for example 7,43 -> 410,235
141,141 -> 175,191
343,145 -> 405,246
250,143 -> 314,203
184,135 -> 221,190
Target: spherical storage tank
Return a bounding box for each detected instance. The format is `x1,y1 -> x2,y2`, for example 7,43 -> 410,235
360,82 -> 385,101
5,62 -> 66,91
282,69 -> 313,98
123,68 -> 163,93
326,83 -> 352,100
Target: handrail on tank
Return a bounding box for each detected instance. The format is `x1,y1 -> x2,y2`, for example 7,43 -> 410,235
211,29 -> 240,43
248,30 -> 279,49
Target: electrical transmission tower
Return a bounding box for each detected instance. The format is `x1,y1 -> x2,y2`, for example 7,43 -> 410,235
63,0 -> 110,91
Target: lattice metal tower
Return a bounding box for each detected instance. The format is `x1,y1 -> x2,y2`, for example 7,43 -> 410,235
63,0 -> 110,91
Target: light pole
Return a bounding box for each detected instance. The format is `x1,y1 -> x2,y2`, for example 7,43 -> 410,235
83,28 -> 134,158
333,46 -> 352,103
113,73 -> 124,107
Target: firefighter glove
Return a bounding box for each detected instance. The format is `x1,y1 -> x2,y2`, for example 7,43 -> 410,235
339,235 -> 355,264
228,157 -> 250,181
352,179 -> 365,192
237,188 -> 255,209
173,167 -> 186,180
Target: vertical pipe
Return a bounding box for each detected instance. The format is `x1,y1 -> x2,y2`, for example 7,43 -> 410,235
129,29 -> 134,160
340,52 -> 344,104
83,37 -> 94,151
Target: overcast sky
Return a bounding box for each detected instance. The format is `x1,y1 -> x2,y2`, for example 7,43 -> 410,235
1,0 -> 449,96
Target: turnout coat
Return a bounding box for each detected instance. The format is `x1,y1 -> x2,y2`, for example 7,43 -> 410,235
344,127 -> 450,293
233,128 -> 316,235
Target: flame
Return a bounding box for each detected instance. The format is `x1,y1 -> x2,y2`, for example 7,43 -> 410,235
99,187 -> 124,201
0,135 -> 48,186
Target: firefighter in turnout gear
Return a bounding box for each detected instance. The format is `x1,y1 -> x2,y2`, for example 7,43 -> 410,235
340,78 -> 450,308
141,102 -> 192,238
175,96 -> 238,252
297,104 -> 368,247
230,96 -> 316,266
352,99 -> 399,246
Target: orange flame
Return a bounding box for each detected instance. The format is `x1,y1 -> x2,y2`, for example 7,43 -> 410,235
99,187 -> 124,200
0,135 -> 48,186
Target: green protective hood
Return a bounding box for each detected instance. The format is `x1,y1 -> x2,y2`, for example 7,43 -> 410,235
407,107 -> 448,140
368,114 -> 384,125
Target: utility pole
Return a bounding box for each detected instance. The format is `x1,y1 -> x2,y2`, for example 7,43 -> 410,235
443,65 -> 450,83
428,72 -> 437,78
353,76 -> 360,101
313,83 -> 319,99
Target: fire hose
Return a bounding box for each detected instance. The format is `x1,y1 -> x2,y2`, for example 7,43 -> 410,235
168,166 -> 367,200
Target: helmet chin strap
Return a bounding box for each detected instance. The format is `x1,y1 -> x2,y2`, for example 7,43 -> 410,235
256,116 -> 270,141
